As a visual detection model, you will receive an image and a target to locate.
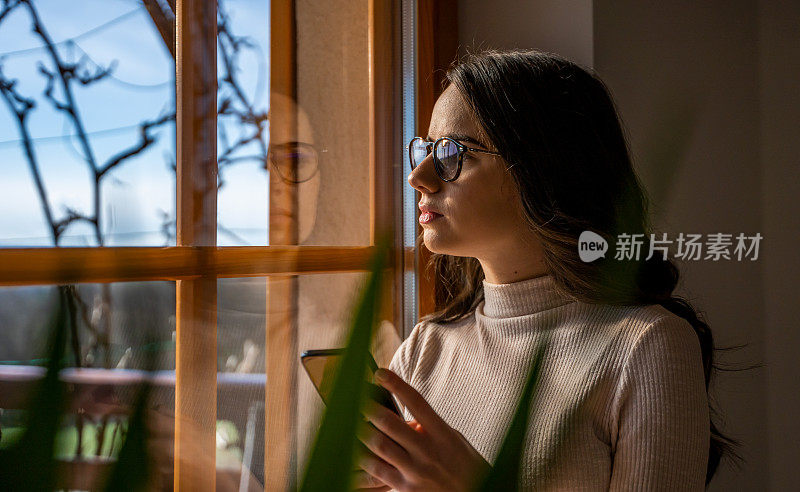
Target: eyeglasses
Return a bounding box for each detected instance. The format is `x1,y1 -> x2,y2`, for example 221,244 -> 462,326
264,141 -> 321,184
406,136 -> 502,182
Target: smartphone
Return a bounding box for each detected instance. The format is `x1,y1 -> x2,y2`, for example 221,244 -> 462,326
300,348 -> 403,417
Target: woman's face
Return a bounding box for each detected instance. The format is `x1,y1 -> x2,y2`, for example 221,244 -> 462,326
408,84 -> 534,260
268,93 -> 320,244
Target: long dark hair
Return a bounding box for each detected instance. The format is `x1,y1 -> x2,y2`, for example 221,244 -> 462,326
422,49 -> 739,485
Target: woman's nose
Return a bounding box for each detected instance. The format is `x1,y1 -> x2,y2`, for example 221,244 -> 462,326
407,154 -> 440,194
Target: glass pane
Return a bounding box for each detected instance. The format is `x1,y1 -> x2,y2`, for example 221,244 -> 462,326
0,282 -> 175,370
217,0 -> 372,247
217,277 -> 266,486
0,281 -> 176,489
216,0 -> 270,247
294,272 -> 401,478
0,0 -> 176,247
287,0 -> 371,246
215,272 -> 401,487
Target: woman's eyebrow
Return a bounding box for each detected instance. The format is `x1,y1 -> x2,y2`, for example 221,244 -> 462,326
424,133 -> 489,149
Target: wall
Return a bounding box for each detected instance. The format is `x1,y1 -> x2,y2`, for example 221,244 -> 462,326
758,0 -> 800,489
594,2 -> 766,490
458,0 -> 593,68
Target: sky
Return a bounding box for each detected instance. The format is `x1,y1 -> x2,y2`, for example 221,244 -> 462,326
0,0 -> 271,247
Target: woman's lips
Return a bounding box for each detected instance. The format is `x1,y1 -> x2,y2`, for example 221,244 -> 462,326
419,211 -> 443,224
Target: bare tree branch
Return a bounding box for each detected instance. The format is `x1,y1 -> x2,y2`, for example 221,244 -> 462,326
23,0 -> 100,172
0,0 -> 21,25
38,63 -> 71,113
53,207 -> 97,238
0,65 -> 60,243
73,56 -> 117,86
215,3 -> 269,186
142,0 -> 175,58
23,0 -> 111,245
98,112 -> 175,178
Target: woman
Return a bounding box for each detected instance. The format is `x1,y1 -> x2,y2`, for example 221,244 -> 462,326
352,49 -> 736,491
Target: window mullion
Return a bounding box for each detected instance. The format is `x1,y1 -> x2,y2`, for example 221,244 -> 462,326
174,0 -> 218,490
264,0 -> 298,488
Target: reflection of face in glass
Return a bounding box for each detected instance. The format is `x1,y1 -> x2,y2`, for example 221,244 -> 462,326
268,142 -> 320,184
267,92 -> 321,243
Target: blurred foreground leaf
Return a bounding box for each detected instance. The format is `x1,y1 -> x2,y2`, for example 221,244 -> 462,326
102,380 -> 152,491
477,337 -> 549,491
0,285 -> 160,491
299,234 -> 391,492
0,287 -> 69,491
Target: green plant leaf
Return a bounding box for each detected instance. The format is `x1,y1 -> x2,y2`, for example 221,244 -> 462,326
299,233 -> 391,492
102,329 -> 161,491
477,335 -> 549,491
52,421 -> 126,458
0,286 -> 69,491
102,381 -> 152,492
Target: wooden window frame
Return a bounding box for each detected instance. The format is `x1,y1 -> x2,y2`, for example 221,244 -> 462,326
415,0 -> 459,318
0,0 -> 404,490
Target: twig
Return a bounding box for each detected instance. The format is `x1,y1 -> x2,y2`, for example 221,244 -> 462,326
0,66 -> 60,243
0,0 -> 21,25
98,112 -> 175,178
215,4 -> 269,184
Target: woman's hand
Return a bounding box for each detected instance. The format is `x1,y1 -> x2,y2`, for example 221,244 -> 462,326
352,368 -> 491,492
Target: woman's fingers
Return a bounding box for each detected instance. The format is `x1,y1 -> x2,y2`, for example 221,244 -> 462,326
374,368 -> 444,434
355,445 -> 404,490
362,399 -> 428,458
350,469 -> 390,489
356,420 -> 414,473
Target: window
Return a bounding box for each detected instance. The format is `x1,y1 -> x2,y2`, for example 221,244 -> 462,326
0,0 -> 409,489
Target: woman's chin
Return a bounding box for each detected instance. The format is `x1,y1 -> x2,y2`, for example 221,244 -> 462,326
423,231 -> 459,255
422,231 -> 442,253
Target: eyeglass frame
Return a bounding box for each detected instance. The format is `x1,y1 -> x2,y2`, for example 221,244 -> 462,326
264,141 -> 323,184
406,136 -> 502,182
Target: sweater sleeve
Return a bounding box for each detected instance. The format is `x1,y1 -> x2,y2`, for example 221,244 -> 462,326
387,321 -> 426,421
608,314 -> 710,491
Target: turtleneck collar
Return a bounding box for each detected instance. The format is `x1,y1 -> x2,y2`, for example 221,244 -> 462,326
480,274 -> 576,319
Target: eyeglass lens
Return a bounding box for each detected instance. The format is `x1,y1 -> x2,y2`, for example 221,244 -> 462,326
409,138 -> 460,181
269,143 -> 318,183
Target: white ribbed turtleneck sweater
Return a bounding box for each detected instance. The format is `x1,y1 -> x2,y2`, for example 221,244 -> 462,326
388,274 -> 709,491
